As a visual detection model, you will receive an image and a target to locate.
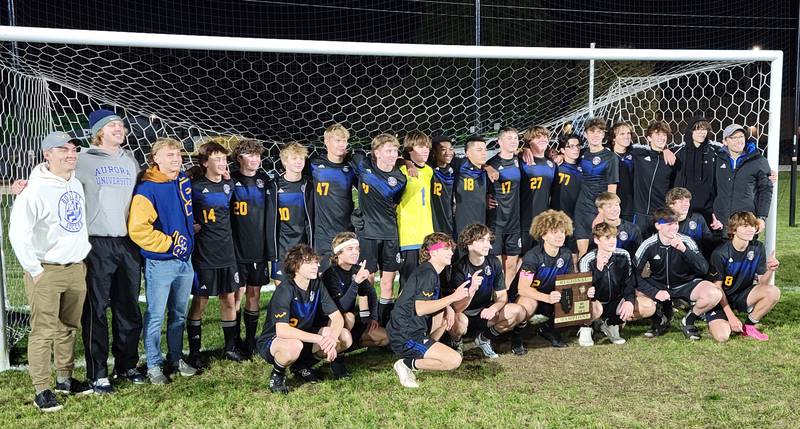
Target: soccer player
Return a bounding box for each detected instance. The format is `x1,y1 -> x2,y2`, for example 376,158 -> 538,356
430,135 -> 456,236
593,192 -> 642,256
10,132 -> 93,411
387,233 -> 472,388
186,142 -> 245,365
322,232 -> 388,353
630,121 -> 677,236
453,136 -> 489,238
574,118 -> 619,258
609,122 -> 635,222
519,126 -> 557,254
353,134 -> 407,325
577,223 -> 656,346
256,245 -> 351,394
397,131 -> 434,289
674,118 -> 719,223
510,210 -> 575,353
230,140 -> 272,355
551,134 -> 583,218
128,137 -> 197,385
705,212 -> 781,342
486,127 -> 523,287
267,142 -> 314,285
309,123 -> 357,271
665,187 -> 721,257
634,208 -> 722,340
446,224 -> 526,358
713,124 -> 773,232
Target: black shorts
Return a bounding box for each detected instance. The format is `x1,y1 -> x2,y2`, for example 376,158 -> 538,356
270,260 -> 285,282
238,262 -> 269,286
464,309 -> 489,336
257,336 -> 315,366
599,297 -> 624,325
667,278 -> 704,301
727,286 -> 755,313
193,265 -> 240,296
704,305 -> 728,323
350,317 -> 369,347
358,237 -> 401,273
390,336 -> 436,359
491,231 -> 522,256
573,208 -> 597,240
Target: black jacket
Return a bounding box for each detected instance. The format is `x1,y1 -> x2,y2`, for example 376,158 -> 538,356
673,118 -> 721,220
634,233 -> 708,298
712,147 -> 772,225
579,249 -> 637,304
631,145 -> 676,216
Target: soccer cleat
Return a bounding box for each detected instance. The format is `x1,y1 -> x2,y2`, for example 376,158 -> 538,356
185,353 -> 206,370
681,315 -> 701,341
54,377 -> 93,395
292,367 -> 321,384
742,324 -> 769,341
538,326 -> 567,348
644,314 -> 670,338
474,334 -> 499,359
223,349 -> 246,363
269,371 -> 289,394
114,367 -> 147,384
330,357 -> 352,380
147,366 -> 172,385
577,326 -> 594,347
34,390 -> 63,412
599,320 -> 626,345
90,378 -> 114,394
392,359 -> 418,388
175,359 -> 198,377
511,331 -> 527,356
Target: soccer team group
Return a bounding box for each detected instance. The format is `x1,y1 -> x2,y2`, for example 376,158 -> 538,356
10,109 -> 782,411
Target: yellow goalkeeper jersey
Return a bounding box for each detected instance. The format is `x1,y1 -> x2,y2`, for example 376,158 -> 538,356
397,164 -> 434,250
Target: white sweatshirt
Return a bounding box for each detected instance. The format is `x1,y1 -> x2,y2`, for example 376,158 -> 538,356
9,163 -> 92,277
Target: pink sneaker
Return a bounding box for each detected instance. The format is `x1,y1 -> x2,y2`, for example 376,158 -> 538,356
742,324 -> 769,341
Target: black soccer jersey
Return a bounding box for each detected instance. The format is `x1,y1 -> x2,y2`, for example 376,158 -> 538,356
231,171 -> 270,263
192,176 -> 236,269
709,240 -> 767,297
575,148 -> 619,214
520,155 -> 557,228
258,277 -> 339,340
431,163 -> 455,236
276,175 -> 310,256
309,155 -> 357,244
517,244 -> 574,294
578,248 -> 637,304
486,154 -> 521,233
354,156 -> 407,240
386,261 -> 441,342
678,213 -> 712,244
551,161 -> 582,218
615,220 -> 642,256
615,150 -> 635,219
453,157 -> 488,236
446,255 -> 504,313
321,263 -> 378,318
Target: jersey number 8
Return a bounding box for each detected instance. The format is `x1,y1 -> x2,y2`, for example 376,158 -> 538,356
724,275 -> 733,287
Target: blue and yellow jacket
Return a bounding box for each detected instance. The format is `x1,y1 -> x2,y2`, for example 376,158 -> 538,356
127,167 -> 195,261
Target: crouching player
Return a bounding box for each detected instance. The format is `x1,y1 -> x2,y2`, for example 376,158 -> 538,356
578,223 -> 656,346
322,232 -> 389,358
387,233 -> 473,388
446,224 -> 526,358
705,212 -> 781,342
256,245 -> 351,394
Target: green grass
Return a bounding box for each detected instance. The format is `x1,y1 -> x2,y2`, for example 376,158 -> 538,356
1,173 -> 800,427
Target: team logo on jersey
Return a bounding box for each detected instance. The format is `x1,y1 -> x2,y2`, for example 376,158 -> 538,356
58,191 -> 84,232
498,165 -> 504,170
547,160 -> 554,168
256,179 -> 265,188
577,166 -> 583,172
235,181 -> 243,187
619,231 -> 629,241
689,221 -> 697,230
202,188 -> 209,193
223,184 -> 231,194
274,312 -> 286,318
388,177 -> 398,187
728,257 -> 734,263
422,291 -> 434,297
366,168 -> 373,174
592,156 -> 601,165
556,258 -> 564,268
484,266 -> 492,276
343,166 -> 350,172
747,250 -> 755,261
234,272 -> 240,285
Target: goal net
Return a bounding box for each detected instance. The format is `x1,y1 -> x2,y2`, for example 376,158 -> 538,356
0,27 -> 782,369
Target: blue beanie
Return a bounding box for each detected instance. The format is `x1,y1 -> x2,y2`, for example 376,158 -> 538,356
88,109 -> 123,136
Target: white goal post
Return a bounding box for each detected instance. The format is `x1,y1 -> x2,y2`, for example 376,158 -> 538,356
0,26 -> 783,371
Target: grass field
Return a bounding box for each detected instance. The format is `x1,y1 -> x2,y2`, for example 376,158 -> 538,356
1,174 -> 800,428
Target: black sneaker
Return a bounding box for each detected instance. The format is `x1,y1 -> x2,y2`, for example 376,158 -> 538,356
34,390 -> 63,412
511,331 -> 527,356
186,353 -> 207,370
644,314 -> 670,338
114,367 -> 147,384
269,371 -> 289,394
681,315 -> 701,340
237,339 -> 254,360
54,378 -> 93,395
330,357 -> 352,380
292,367 -> 321,384
538,327 -> 567,348
223,349 -> 245,363
90,377 -> 114,394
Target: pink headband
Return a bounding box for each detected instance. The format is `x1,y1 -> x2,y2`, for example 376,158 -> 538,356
428,241 -> 450,252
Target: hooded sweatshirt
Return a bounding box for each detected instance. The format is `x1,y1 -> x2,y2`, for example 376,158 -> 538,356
9,163 -> 92,277
74,146 -> 140,237
673,118 -> 721,219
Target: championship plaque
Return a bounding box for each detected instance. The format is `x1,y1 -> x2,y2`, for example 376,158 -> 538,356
553,272 -> 593,327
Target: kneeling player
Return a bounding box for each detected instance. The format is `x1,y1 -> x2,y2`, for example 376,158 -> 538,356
705,212 -> 781,342
322,232 -> 389,357
578,223 -> 656,346
256,245 -> 351,394
510,210 -> 575,353
634,208 -> 722,340
447,224 -> 526,358
387,233 -> 472,388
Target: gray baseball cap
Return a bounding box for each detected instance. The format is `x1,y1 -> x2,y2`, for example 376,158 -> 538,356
722,124 -> 747,140
41,131 -> 79,151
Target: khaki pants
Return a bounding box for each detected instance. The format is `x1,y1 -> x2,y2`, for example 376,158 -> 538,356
24,262 -> 87,392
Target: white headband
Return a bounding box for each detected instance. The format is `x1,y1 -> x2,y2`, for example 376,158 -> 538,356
333,239 -> 360,255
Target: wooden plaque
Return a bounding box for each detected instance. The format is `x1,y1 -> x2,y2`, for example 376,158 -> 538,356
553,272 -> 593,327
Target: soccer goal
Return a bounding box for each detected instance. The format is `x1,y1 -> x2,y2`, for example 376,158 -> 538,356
0,26 -> 783,370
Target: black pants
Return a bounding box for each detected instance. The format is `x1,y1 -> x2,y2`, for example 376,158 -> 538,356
81,236 -> 143,380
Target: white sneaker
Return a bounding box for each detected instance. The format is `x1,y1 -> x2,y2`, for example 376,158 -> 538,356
393,359 -> 418,388
577,326 -> 594,347
176,359 -> 197,377
529,314 -> 550,325
474,333 -> 500,359
600,320 -> 626,345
